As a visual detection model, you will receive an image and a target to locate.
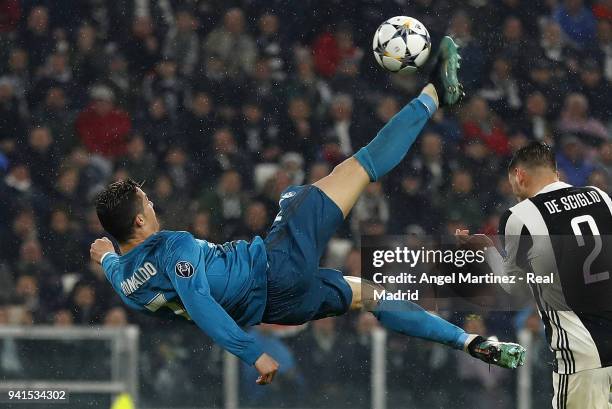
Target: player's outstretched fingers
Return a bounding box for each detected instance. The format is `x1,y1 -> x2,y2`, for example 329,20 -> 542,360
256,370 -> 276,385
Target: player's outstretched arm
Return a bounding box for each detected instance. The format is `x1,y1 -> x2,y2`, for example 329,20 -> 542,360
167,233 -> 279,384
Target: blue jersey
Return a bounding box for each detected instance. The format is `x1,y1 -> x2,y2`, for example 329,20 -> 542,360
101,230 -> 268,365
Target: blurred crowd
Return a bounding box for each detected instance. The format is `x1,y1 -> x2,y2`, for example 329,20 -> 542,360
0,0 -> 609,407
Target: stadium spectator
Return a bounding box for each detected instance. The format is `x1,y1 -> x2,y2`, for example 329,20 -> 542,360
342,247 -> 361,278
51,166 -> 83,215
162,8 -> 199,77
14,239 -> 62,316
19,6 -> 53,71
179,91 -> 217,158
444,169 -> 483,230
117,133 -> 157,183
4,48 -> 29,115
72,24 -> 105,88
285,53 -> 333,120
461,96 -> 510,157
197,169 -> 248,240
69,281 -> 102,325
204,8 -> 257,81
103,307 -> 128,327
142,58 -> 186,120
460,138 -> 501,201
280,97 -> 320,163
322,94 -> 361,157
312,24 -> 363,79
588,168 -> 610,190
204,128 -> 251,185
31,87 -> 75,153
138,97 -> 174,156
1,163 -> 44,217
496,17 -> 535,68
350,181 -> 390,238
556,135 -> 597,186
295,318 -> 345,406
448,10 -> 486,92
0,78 -> 25,141
0,0 -> 20,37
75,85 -> 132,157
256,12 -> 288,82
479,54 -> 522,120
237,100 -> 280,162
30,52 -> 74,107
149,173 -> 187,230
577,58 -> 611,120
595,141 -> 612,183
519,91 -> 555,143
306,161 -> 331,184
279,152 -> 305,185
554,0 -> 597,48
18,126 -> 58,194
124,15 -> 160,79
557,92 -> 609,144
392,170 -> 437,232
256,169 -> 291,219
44,207 -> 83,274
595,19 -> 612,81
188,210 -> 220,243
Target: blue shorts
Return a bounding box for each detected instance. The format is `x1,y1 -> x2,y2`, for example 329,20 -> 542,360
262,185 -> 353,325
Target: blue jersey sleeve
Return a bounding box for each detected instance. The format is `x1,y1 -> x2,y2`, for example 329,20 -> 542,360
165,232 -> 264,366
101,252 -> 120,281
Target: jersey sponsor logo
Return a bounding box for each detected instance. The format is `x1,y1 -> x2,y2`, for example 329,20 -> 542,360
121,262 -> 157,296
175,261 -> 194,278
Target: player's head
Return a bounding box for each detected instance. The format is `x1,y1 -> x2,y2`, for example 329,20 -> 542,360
507,142 -> 558,200
95,179 -> 159,244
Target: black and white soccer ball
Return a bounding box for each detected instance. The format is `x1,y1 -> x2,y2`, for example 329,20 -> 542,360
372,16 -> 431,73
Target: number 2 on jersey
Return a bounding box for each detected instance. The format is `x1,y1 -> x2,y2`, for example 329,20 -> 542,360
570,215 -> 610,284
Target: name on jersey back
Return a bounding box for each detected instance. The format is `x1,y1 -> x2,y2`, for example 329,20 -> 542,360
543,191 -> 601,214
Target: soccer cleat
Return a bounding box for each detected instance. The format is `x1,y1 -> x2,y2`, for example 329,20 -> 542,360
467,336 -> 526,369
427,36 -> 465,106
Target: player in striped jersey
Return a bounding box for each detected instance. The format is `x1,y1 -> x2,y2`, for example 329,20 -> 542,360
459,142 -> 612,409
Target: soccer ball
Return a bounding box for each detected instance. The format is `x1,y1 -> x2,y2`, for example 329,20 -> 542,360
372,16 -> 431,73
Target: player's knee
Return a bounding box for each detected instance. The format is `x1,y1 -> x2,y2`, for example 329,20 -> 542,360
363,280 -> 385,311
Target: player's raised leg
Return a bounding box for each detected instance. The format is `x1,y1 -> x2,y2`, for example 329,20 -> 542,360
314,84 -> 438,218
343,276 -> 526,369
314,36 -> 463,218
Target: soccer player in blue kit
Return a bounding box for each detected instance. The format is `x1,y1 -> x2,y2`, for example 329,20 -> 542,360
91,38 -> 525,385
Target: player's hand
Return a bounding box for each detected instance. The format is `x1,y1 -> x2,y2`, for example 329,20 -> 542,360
455,229 -> 495,249
90,237 -> 115,264
455,229 -> 470,245
254,353 -> 279,385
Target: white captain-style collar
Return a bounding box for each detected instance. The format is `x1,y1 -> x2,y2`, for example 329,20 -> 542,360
534,181 -> 572,196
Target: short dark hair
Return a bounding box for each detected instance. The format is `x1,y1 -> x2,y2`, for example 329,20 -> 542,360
95,179 -> 143,243
508,142 -> 557,172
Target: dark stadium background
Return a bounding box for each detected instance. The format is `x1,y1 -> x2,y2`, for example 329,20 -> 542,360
0,0 -> 609,408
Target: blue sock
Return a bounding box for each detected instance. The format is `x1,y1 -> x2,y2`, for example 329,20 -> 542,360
372,300 -> 468,350
354,93 -> 437,181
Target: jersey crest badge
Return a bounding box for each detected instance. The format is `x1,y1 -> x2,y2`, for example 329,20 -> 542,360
175,261 -> 194,278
